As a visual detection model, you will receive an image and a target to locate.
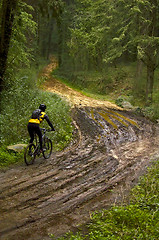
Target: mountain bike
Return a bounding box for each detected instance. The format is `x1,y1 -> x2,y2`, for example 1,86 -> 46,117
24,128 -> 53,165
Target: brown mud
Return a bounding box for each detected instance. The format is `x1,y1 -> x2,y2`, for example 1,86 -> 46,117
0,59 -> 159,240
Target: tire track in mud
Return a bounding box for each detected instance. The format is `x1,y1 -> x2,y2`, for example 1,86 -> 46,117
1,59 -> 159,239
0,106 -> 159,240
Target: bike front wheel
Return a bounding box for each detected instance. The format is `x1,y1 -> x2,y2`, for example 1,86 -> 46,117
42,138 -> 52,159
24,143 -> 36,165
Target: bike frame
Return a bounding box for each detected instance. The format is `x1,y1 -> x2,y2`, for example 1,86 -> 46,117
34,128 -> 49,155
24,128 -> 53,165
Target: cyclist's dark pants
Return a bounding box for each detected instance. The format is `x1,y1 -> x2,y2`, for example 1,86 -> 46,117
27,123 -> 42,150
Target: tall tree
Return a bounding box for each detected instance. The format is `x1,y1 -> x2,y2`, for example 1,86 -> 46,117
0,0 -> 18,92
31,0 -> 64,60
67,0 -> 159,102
64,0 -> 112,71
103,0 -> 159,102
135,0 -> 159,102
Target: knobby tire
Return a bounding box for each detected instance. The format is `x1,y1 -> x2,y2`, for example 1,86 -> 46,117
24,143 -> 36,165
42,138 -> 52,159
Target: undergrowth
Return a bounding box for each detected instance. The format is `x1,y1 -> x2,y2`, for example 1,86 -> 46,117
53,63 -> 159,120
50,159 -> 159,240
0,63 -> 73,167
0,146 -> 24,167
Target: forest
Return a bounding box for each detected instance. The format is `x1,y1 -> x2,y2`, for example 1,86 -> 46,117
0,0 -> 159,239
0,0 -> 159,148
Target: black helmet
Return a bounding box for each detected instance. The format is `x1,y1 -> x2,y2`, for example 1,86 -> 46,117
39,104 -> 46,111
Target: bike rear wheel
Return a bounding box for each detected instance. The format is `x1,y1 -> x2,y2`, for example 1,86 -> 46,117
24,143 -> 36,165
42,138 -> 52,159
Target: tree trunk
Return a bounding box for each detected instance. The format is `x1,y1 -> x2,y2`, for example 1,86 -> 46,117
145,0 -> 158,103
47,21 -> 54,60
136,59 -> 143,79
146,65 -> 155,103
0,0 -> 18,92
134,59 -> 143,92
57,21 -> 62,67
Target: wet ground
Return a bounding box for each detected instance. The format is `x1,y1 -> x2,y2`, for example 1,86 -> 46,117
0,60 -> 159,240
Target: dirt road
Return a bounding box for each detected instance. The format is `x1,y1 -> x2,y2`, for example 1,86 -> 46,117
0,60 -> 159,240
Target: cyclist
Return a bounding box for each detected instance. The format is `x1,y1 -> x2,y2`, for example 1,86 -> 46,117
28,104 -> 55,153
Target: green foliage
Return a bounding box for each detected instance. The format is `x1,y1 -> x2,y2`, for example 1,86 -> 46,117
53,65 -> 128,97
55,62 -> 159,120
34,91 -> 73,151
131,162 -> 159,212
0,146 -> 23,167
1,79 -> 73,148
88,205 -> 159,239
7,0 -> 37,73
55,0 -> 159,102
0,63 -> 73,167
51,160 -> 159,240
66,0 -> 113,71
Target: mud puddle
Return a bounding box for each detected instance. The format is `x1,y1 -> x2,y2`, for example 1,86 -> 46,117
0,59 -> 159,240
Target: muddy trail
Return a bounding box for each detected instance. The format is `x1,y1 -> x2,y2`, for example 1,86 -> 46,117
0,60 -> 159,240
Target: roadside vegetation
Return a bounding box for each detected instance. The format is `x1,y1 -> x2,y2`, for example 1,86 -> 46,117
0,63 -> 73,168
53,63 -> 159,121
1,0 -> 159,168
50,159 -> 159,240
0,0 -> 159,237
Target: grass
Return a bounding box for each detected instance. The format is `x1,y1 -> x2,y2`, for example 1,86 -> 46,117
52,77 -> 113,103
49,63 -> 159,239
0,146 -> 24,167
52,69 -> 116,102
53,63 -> 159,120
1,60 -> 159,236
0,63 -> 73,168
52,64 -> 133,99
50,159 -> 159,240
